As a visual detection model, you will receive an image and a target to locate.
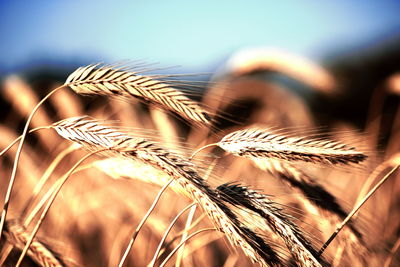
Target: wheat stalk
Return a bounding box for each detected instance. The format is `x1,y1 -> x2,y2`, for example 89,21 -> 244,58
0,85 -> 65,241
320,165 -> 399,255
15,150 -> 105,267
52,116 -> 283,266
149,202 -> 196,267
65,64 -> 212,126
3,219 -> 65,267
118,178 -> 174,267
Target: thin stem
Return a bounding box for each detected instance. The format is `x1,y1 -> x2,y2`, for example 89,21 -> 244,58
24,164 -> 90,228
118,178 -> 174,267
175,158 -> 216,267
175,205 -> 197,267
318,165 -> 399,256
0,85 -> 65,240
384,236 -> 400,267
0,126 -> 51,157
190,143 -> 218,160
15,149 -> 103,267
159,228 -> 215,267
156,214 -> 206,259
0,244 -> 13,266
20,144 -> 79,219
23,164 -> 91,228
149,203 -> 196,267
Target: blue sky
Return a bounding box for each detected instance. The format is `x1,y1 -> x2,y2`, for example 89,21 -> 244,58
0,0 -> 399,73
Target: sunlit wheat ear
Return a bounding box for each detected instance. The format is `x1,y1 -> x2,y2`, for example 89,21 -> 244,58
217,128 -> 367,165
65,63 -> 212,126
52,116 -> 130,148
217,183 -> 328,267
52,117 -> 282,266
3,220 -> 64,267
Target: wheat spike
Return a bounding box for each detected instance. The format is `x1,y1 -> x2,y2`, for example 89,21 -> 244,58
4,219 -> 65,267
218,128 -> 367,165
53,116 -> 130,148
52,116 -> 283,266
64,64 -> 211,126
217,183 -> 328,267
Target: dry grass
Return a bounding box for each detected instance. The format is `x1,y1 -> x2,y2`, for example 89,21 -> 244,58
0,51 -> 399,267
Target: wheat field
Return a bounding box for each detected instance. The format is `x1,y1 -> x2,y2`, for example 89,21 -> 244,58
0,52 -> 399,267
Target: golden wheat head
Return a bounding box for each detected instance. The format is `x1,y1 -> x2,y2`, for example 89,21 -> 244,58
4,220 -> 65,267
64,64 -> 212,126
218,128 -> 367,165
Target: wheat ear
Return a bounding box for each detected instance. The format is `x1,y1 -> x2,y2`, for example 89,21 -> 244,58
65,64 -> 212,126
217,128 -> 367,165
4,219 -> 65,267
52,116 -> 283,266
217,183 -> 328,267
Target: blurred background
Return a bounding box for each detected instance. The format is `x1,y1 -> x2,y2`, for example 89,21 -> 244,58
1,1 -> 400,266
1,0 -> 400,126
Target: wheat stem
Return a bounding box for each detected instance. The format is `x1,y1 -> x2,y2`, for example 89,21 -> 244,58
0,126 -> 51,157
0,85 -> 64,241
319,164 -> 399,256
190,143 -> 218,160
15,149 -> 104,267
154,213 -> 207,262
175,158 -> 217,267
21,144 -> 79,220
0,244 -> 13,266
159,228 -> 216,267
384,236 -> 400,267
149,202 -> 196,267
118,178 -> 174,267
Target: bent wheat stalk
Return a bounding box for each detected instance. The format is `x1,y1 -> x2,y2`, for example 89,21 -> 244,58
118,178 -> 174,267
16,150 -> 106,267
0,126 -> 51,157
175,158 -> 217,267
52,116 -> 283,266
149,203 -> 196,267
319,164 -> 399,256
159,228 -> 216,267
0,85 -> 65,241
